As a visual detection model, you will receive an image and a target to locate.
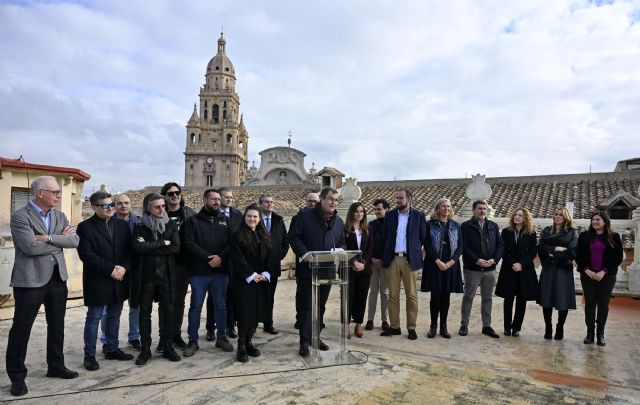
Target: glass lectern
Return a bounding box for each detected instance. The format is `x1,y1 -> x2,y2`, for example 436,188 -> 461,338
301,249 -> 363,368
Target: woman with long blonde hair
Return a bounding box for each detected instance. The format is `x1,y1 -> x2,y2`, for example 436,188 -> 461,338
537,207 -> 578,340
495,208 -> 539,337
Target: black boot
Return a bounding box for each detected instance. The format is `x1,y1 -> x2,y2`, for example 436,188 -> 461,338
596,325 -> 606,346
427,325 -> 437,339
554,324 -> 564,340
236,345 -> 248,362
246,338 -> 261,357
135,346 -> 152,366
439,323 -> 451,339
544,324 -> 553,340
583,329 -> 594,344
543,308 -> 553,340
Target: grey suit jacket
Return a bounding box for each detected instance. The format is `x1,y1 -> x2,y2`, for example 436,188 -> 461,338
10,203 -> 80,288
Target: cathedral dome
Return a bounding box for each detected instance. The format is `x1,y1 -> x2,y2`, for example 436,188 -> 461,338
206,33 -> 235,77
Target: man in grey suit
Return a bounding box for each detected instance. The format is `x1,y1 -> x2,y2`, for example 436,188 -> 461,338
6,176 -> 80,397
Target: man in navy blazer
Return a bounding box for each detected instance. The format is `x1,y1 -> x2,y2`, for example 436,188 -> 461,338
381,189 -> 427,340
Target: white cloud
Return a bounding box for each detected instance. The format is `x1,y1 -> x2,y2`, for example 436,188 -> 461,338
0,0 -> 639,194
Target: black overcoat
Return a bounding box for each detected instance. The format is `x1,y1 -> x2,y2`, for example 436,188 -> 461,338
230,231 -> 274,326
495,228 -> 540,301
537,226 -> 577,310
130,220 -> 180,308
265,212 -> 289,278
77,215 -> 132,307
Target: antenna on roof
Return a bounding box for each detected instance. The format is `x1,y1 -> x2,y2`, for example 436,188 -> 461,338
288,130 -> 292,148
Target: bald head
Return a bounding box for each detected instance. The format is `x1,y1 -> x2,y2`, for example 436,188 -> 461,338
306,193 -> 320,208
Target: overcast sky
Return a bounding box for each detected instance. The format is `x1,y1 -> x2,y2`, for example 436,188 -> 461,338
1,0 -> 639,193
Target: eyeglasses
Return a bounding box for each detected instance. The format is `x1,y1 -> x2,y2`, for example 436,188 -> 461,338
93,202 -> 115,209
151,204 -> 166,210
307,200 -> 319,204
166,191 -> 181,197
40,189 -> 62,197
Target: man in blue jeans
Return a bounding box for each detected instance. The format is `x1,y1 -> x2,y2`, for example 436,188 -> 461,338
182,189 -> 234,356
76,191 -> 134,371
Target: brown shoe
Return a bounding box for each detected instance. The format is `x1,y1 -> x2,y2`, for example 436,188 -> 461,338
355,324 -> 364,338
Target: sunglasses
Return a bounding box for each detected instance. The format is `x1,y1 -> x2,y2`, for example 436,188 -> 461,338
93,202 -> 115,209
166,191 -> 181,197
151,204 -> 166,210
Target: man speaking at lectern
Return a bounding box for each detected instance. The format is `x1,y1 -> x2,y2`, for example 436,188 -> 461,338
288,187 -> 346,357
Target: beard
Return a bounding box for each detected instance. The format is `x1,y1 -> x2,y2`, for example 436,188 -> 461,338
204,206 -> 220,216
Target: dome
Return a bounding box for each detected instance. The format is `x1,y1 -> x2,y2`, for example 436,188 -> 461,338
206,33 -> 235,76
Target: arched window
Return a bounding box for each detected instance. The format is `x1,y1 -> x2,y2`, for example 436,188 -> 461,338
213,104 -> 219,123
204,109 -> 208,120
191,133 -> 196,143
239,141 -> 244,149
206,175 -> 213,187
225,79 -> 229,89
223,110 -> 227,121
198,134 -> 201,142
227,134 -> 232,143
223,101 -> 227,108
204,100 -> 208,108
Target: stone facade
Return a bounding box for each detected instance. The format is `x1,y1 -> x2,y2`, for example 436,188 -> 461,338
184,33 -> 249,187
244,146 -> 319,186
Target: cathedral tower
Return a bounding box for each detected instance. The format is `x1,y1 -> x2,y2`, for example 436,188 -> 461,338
184,33 -> 249,187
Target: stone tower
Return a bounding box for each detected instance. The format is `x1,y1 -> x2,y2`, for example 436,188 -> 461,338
184,33 -> 249,187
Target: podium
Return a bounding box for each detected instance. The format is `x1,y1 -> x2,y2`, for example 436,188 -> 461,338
301,249 -> 363,368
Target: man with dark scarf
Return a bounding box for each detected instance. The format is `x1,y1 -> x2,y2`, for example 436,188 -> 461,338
131,193 -> 182,365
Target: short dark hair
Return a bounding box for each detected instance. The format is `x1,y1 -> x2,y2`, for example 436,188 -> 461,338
90,191 -> 111,205
472,200 -> 488,210
320,187 -> 338,199
373,198 -> 390,209
161,182 -> 181,196
397,189 -> 412,200
259,193 -> 274,204
143,192 -> 164,213
203,188 -> 220,198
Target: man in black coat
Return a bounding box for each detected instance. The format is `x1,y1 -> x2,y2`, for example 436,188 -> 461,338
77,192 -> 134,371
459,200 -> 504,338
206,187 -> 242,340
131,193 -> 182,365
289,187 -> 346,356
258,193 -> 289,334
183,189 -> 234,357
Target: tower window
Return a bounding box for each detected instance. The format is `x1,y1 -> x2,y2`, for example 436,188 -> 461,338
225,67 -> 230,72
206,175 -> 213,187
223,101 -> 227,108
223,110 -> 227,120
215,66 -> 220,70
204,109 -> 208,120
213,104 -> 219,123
239,141 -> 244,149
204,100 -> 207,108
227,134 -> 232,143
191,133 -> 196,144
198,134 -> 201,142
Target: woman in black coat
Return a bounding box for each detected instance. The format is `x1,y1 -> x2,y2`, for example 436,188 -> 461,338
495,208 -> 539,337
537,207 -> 578,341
420,198 -> 462,339
344,202 -> 373,339
230,204 -> 274,363
575,211 -> 623,346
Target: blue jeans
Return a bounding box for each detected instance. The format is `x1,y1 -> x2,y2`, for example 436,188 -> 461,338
100,305 -> 140,344
188,273 -> 229,342
85,302 -> 123,356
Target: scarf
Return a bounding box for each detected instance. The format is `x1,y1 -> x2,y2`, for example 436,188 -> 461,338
141,211 -> 169,238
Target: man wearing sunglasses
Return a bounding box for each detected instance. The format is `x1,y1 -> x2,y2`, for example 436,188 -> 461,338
77,192 -> 134,372
131,193 -> 182,365
6,176 -> 79,397
158,182 -> 196,352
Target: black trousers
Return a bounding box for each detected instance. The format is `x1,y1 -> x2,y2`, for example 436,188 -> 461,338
6,267 -> 67,383
205,280 -> 235,332
139,275 -> 175,349
348,273 -> 371,324
580,273 -> 616,331
158,264 -> 188,340
429,291 -> 451,326
264,277 -> 279,328
296,278 -> 331,345
503,296 -> 527,332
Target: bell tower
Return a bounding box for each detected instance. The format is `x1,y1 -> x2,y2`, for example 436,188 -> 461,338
184,33 -> 249,187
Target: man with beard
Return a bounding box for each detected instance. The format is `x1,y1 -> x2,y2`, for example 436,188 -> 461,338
205,187 -> 242,340
381,189 -> 427,341
159,182 -> 196,351
258,193 -> 289,334
182,189 -> 234,357
289,187 -> 346,356
131,193 -> 182,365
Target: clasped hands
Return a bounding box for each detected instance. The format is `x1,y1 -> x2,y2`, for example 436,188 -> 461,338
584,268 -> 605,282
436,259 -> 455,271
111,265 -> 126,281
475,258 -> 495,268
